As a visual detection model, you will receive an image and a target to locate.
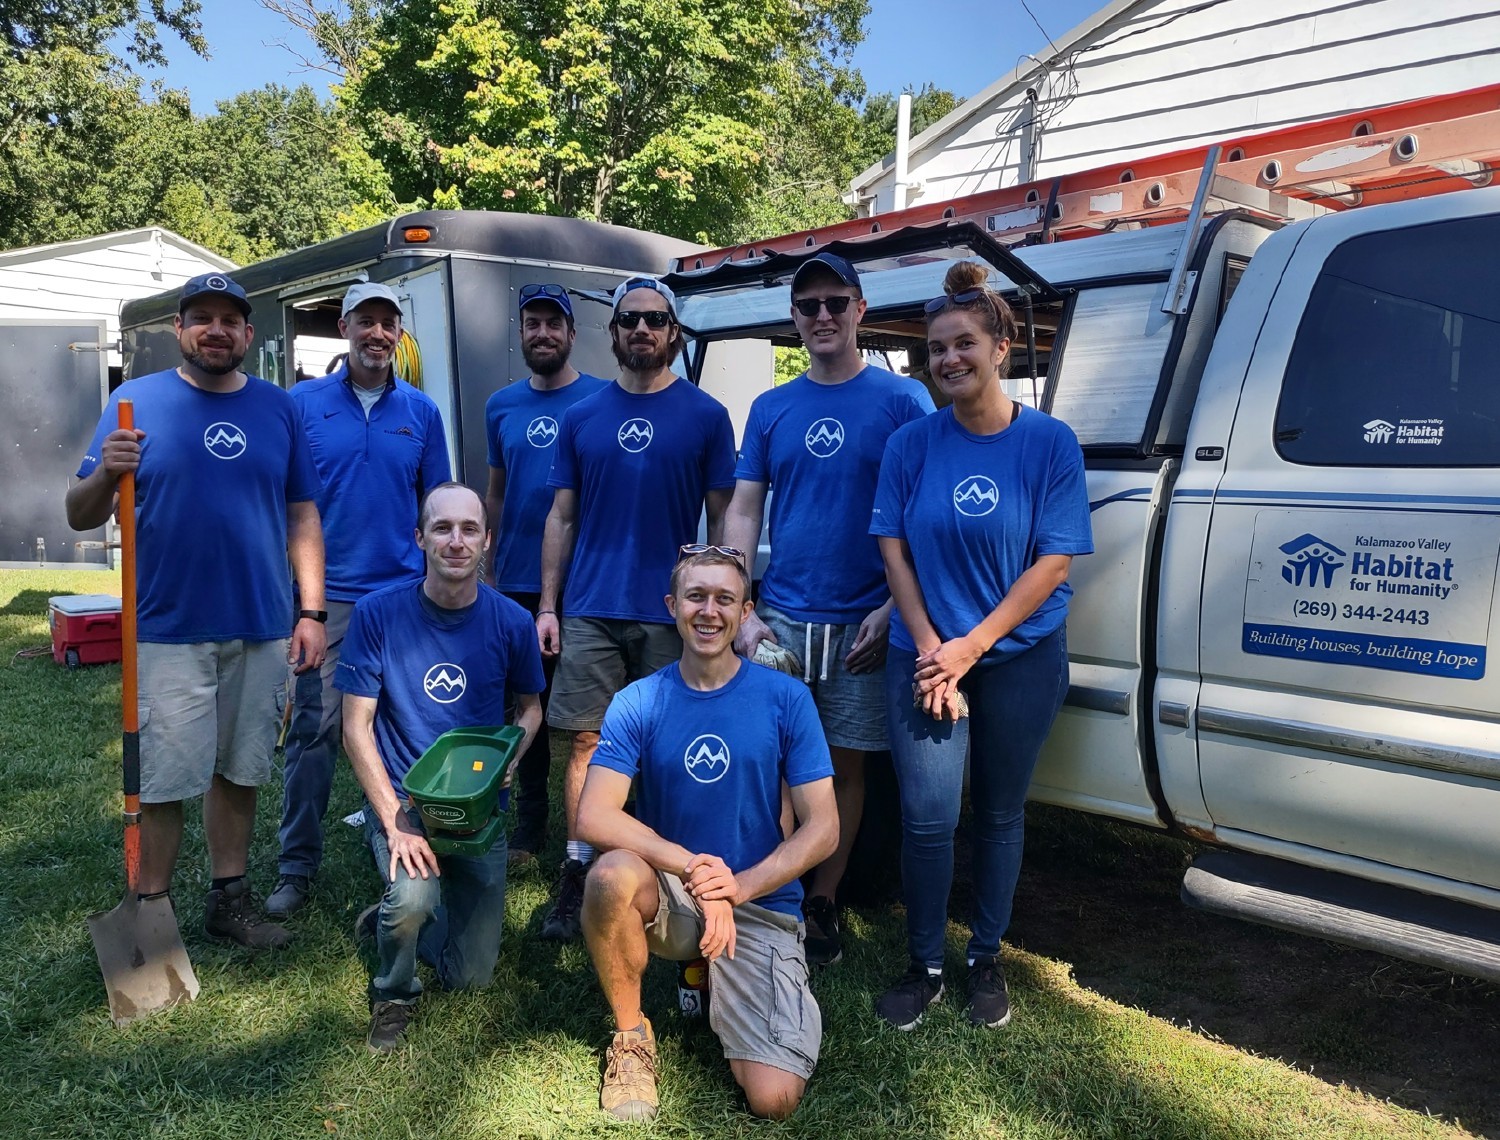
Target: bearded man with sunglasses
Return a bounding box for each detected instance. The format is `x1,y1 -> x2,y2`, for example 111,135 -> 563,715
724,252 -> 934,967
535,277 -> 737,940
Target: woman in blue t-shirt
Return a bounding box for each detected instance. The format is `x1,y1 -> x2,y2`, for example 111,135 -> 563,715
869,260 -> 1093,1032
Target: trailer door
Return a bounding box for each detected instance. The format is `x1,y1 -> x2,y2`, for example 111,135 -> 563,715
388,263 -> 461,479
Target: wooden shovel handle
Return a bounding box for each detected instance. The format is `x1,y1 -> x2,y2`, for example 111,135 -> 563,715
117,400 -> 140,891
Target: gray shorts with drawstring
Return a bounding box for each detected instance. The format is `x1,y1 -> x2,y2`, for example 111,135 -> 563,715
759,603 -> 888,752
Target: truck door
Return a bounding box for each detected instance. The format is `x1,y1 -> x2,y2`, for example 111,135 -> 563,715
1193,191 -> 1500,897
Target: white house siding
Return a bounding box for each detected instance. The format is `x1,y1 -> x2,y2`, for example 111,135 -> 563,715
856,0 -> 1500,213
0,229 -> 234,368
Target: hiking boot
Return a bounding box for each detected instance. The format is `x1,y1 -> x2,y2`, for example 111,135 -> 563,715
367,999 -> 414,1052
204,879 -> 293,950
601,1018 -> 658,1121
875,960 -> 944,1031
265,873 -> 312,918
354,902 -> 380,943
540,858 -> 588,941
966,955 -> 1011,1028
804,895 -> 843,966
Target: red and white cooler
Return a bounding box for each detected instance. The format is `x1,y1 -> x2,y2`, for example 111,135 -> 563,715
49,594 -> 124,668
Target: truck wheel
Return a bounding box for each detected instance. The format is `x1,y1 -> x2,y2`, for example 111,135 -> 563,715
65,648 -> 81,669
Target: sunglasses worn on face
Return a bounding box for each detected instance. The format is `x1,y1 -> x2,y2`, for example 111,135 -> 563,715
614,310 -> 672,330
678,543 -> 745,560
792,296 -> 854,317
520,283 -> 567,303
924,288 -> 986,314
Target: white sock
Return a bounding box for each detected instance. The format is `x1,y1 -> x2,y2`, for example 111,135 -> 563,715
566,840 -> 595,864
928,966 -> 943,978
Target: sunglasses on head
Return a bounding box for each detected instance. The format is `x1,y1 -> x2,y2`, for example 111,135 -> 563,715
923,288 -> 987,314
677,543 -> 745,560
519,283 -> 567,303
792,296 -> 854,317
614,310 -> 673,330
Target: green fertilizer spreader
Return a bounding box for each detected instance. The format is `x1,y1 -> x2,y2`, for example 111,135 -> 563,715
401,725 -> 525,856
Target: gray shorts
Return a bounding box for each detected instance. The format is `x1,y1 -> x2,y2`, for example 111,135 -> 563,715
760,604 -> 887,751
646,870 -> 821,1080
137,639 -> 289,803
547,617 -> 681,732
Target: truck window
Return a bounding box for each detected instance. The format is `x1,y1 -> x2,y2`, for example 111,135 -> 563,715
1274,213 -> 1500,467
1048,283 -> 1174,448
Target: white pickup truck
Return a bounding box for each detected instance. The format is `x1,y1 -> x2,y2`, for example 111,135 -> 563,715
666,160 -> 1500,981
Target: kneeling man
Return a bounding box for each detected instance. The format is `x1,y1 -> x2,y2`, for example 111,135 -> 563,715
337,482 -> 544,1050
576,547 -> 838,1120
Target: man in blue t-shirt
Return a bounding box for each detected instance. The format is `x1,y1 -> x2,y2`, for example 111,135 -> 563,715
269,282 -> 452,918
66,272 -> 326,952
336,482 -> 545,1052
724,251 -> 934,967
483,283 -> 607,865
534,277 -> 737,941
577,549 -> 837,1121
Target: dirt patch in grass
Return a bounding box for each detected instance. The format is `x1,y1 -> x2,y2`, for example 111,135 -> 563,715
1005,806 -> 1500,1138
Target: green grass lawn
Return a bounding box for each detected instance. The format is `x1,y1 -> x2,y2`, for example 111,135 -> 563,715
0,569 -> 1475,1139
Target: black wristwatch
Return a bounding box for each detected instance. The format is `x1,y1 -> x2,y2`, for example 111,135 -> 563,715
297,609 -> 329,623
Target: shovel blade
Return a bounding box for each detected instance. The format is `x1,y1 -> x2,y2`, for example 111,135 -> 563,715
87,893 -> 199,1027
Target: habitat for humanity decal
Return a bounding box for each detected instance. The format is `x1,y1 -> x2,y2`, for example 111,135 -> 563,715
1241,510 -> 1500,680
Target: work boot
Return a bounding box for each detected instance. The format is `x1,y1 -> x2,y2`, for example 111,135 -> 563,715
265,873 -> 312,918
508,815 -> 546,867
966,955 -> 1012,1028
204,878 -> 293,950
803,894 -> 843,966
367,999 -> 415,1052
354,902 -> 380,943
600,1018 -> 658,1121
875,960 -> 944,1031
540,858 -> 588,941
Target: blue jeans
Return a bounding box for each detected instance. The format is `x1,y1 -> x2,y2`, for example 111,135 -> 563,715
885,628 -> 1068,969
364,801 -> 509,1004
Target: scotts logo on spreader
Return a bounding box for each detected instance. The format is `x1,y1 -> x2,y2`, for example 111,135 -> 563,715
804,418 -> 845,457
526,416 -> 559,447
422,662 -> 467,704
953,475 -> 999,517
203,422 -> 247,459
1279,534 -> 1347,589
684,734 -> 730,784
422,804 -> 467,823
618,418 -> 654,452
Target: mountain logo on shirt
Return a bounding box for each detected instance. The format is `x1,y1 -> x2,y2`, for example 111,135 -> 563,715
684,733 -> 731,784
953,475 -> 1000,517
203,422 -> 247,460
526,416 -> 559,447
804,418 -> 845,458
422,662 -> 467,704
617,418 -> 654,453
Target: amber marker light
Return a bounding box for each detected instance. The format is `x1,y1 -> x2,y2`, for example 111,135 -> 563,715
403,227 -> 432,243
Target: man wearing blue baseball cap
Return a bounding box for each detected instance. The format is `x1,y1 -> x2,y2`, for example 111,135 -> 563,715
267,281 -> 452,918
67,272 -> 327,950
533,275 -> 738,940
483,283 -> 608,865
724,250 -> 935,967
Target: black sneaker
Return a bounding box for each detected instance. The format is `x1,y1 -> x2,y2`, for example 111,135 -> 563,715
540,858 -> 588,941
966,955 -> 1011,1028
204,879 -> 293,950
804,895 -> 843,966
265,873 -> 312,918
367,999 -> 414,1052
875,960 -> 944,1031
354,902 -> 380,943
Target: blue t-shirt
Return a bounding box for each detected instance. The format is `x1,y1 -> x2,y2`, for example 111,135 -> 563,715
484,373 -> 608,593
870,406 -> 1093,664
737,365 -> 933,623
592,659 -> 833,917
549,379 -> 737,622
77,369 -> 321,643
291,367 -> 451,602
335,581 -> 546,790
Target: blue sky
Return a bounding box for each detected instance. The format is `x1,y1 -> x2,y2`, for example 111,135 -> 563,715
136,0 -> 1106,113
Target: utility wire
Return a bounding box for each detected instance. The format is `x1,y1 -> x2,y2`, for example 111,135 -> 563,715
1018,0 -> 1059,56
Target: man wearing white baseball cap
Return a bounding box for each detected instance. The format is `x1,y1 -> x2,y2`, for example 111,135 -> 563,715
268,281 -> 452,917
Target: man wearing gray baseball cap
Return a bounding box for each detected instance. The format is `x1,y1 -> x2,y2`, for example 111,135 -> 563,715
268,281 -> 452,917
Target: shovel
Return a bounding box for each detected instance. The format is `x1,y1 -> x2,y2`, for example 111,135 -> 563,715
87,398 -> 200,1026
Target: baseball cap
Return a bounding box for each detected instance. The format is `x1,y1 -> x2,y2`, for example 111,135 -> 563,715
791,251 -> 860,291
179,273 -> 251,316
341,282 -> 404,319
519,282 -> 574,320
611,276 -> 679,320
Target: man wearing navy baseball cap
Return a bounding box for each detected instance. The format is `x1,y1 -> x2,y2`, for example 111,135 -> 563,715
67,271 -> 326,952
266,281 -> 452,918
483,283 -> 607,865
723,249 -> 934,968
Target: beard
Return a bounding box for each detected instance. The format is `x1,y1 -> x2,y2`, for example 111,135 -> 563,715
183,348 -> 246,376
353,344 -> 392,372
522,339 -> 571,376
611,335 -> 675,374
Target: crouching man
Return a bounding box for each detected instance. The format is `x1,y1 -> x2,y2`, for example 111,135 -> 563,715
576,547 -> 838,1120
337,483 -> 544,1051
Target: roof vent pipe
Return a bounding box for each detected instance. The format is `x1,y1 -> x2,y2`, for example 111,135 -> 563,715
894,93 -> 913,212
